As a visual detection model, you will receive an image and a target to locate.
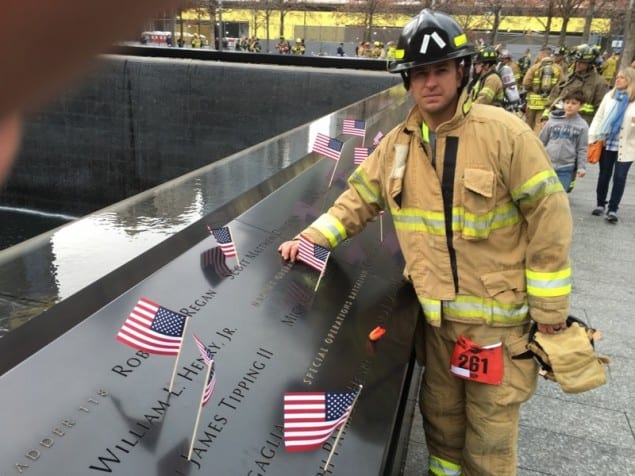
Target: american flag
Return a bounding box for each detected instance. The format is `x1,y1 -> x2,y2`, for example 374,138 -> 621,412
209,226 -> 237,258
200,246 -> 232,277
193,334 -> 217,407
372,131 -> 384,146
342,119 -> 366,137
353,146 -> 375,165
117,298 -> 187,356
312,133 -> 343,161
284,391 -> 357,452
297,235 -> 330,273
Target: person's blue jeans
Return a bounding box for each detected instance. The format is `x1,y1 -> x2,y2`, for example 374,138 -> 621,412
597,149 -> 633,213
555,166 -> 575,191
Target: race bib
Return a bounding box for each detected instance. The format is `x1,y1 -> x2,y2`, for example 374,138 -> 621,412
450,335 -> 503,385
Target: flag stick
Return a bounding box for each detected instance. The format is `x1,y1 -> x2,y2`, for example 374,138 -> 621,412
168,318 -> 190,393
361,131 -> 366,148
323,384 -> 363,471
327,158 -> 340,189
187,362 -> 213,460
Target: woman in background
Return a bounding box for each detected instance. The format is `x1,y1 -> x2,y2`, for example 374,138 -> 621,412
588,67 -> 635,223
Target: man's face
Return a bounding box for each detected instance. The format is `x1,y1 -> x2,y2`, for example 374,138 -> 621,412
409,60 -> 463,122
575,61 -> 590,73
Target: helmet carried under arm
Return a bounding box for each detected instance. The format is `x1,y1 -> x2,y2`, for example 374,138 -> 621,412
388,9 -> 475,90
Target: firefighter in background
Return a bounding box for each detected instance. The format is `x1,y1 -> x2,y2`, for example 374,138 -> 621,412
517,48 -> 532,80
191,33 -> 202,48
371,41 -> 384,58
279,9 -> 572,475
554,46 -> 570,73
469,47 -> 504,105
276,36 -> 290,54
498,49 -> 521,83
291,38 -> 305,55
523,46 -> 562,132
601,51 -> 619,86
498,49 -> 523,115
543,44 -> 609,125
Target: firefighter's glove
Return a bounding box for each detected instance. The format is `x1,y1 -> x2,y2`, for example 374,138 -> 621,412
527,317 -> 610,393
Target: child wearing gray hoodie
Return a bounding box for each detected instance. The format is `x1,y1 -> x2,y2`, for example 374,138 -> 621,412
539,89 -> 589,192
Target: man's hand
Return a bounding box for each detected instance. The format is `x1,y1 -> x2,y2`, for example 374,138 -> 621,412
278,239 -> 300,262
536,322 -> 567,334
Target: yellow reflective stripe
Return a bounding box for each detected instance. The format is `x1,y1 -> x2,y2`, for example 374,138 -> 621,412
443,295 -> 529,325
480,87 -> 495,100
391,207 -> 446,235
393,203 -> 521,238
526,268 -> 572,297
429,455 -> 462,476
421,122 -> 430,143
349,167 -> 384,209
418,295 -> 528,325
455,202 -> 521,238
311,214 -> 347,248
511,169 -> 563,204
580,103 -> 595,113
419,297 -> 442,322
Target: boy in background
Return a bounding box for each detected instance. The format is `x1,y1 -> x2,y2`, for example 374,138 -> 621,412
539,89 -> 589,191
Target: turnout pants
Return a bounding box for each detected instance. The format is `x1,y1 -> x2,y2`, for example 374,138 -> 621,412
418,318 -> 537,476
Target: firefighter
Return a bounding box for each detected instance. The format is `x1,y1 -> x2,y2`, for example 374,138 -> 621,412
523,46 -> 563,132
278,9 -> 572,476
291,38 -> 305,55
498,48 -> 521,83
543,44 -> 609,125
468,47 -> 504,105
601,51 -> 619,86
554,46 -> 570,73
275,36 -> 290,54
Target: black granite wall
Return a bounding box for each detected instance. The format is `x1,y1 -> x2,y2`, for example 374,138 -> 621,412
2,56 -> 399,213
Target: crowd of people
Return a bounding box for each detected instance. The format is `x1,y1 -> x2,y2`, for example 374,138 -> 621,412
463,41 -> 633,223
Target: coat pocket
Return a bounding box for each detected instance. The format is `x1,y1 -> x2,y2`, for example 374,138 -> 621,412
461,168 -> 496,240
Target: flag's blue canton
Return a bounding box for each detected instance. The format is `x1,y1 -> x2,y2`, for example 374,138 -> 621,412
150,307 -> 186,337
212,227 -> 232,244
313,244 -> 330,262
354,120 -> 365,129
328,138 -> 343,152
325,392 -> 356,421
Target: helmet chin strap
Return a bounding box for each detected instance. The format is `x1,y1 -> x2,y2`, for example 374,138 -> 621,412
401,71 -> 410,90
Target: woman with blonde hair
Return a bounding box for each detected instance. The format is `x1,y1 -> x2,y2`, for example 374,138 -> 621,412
588,67 -> 635,223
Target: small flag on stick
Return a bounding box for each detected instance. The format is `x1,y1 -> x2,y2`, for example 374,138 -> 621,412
342,119 -> 366,138
117,298 -> 187,356
193,335 -> 217,407
312,133 -> 343,161
188,335 -> 218,460
353,146 -> 375,165
209,225 -> 239,263
298,235 -> 331,292
283,388 -> 361,452
117,298 -> 189,392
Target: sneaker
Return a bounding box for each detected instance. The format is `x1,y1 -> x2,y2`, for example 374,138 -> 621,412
592,206 -> 605,216
606,211 -> 618,223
